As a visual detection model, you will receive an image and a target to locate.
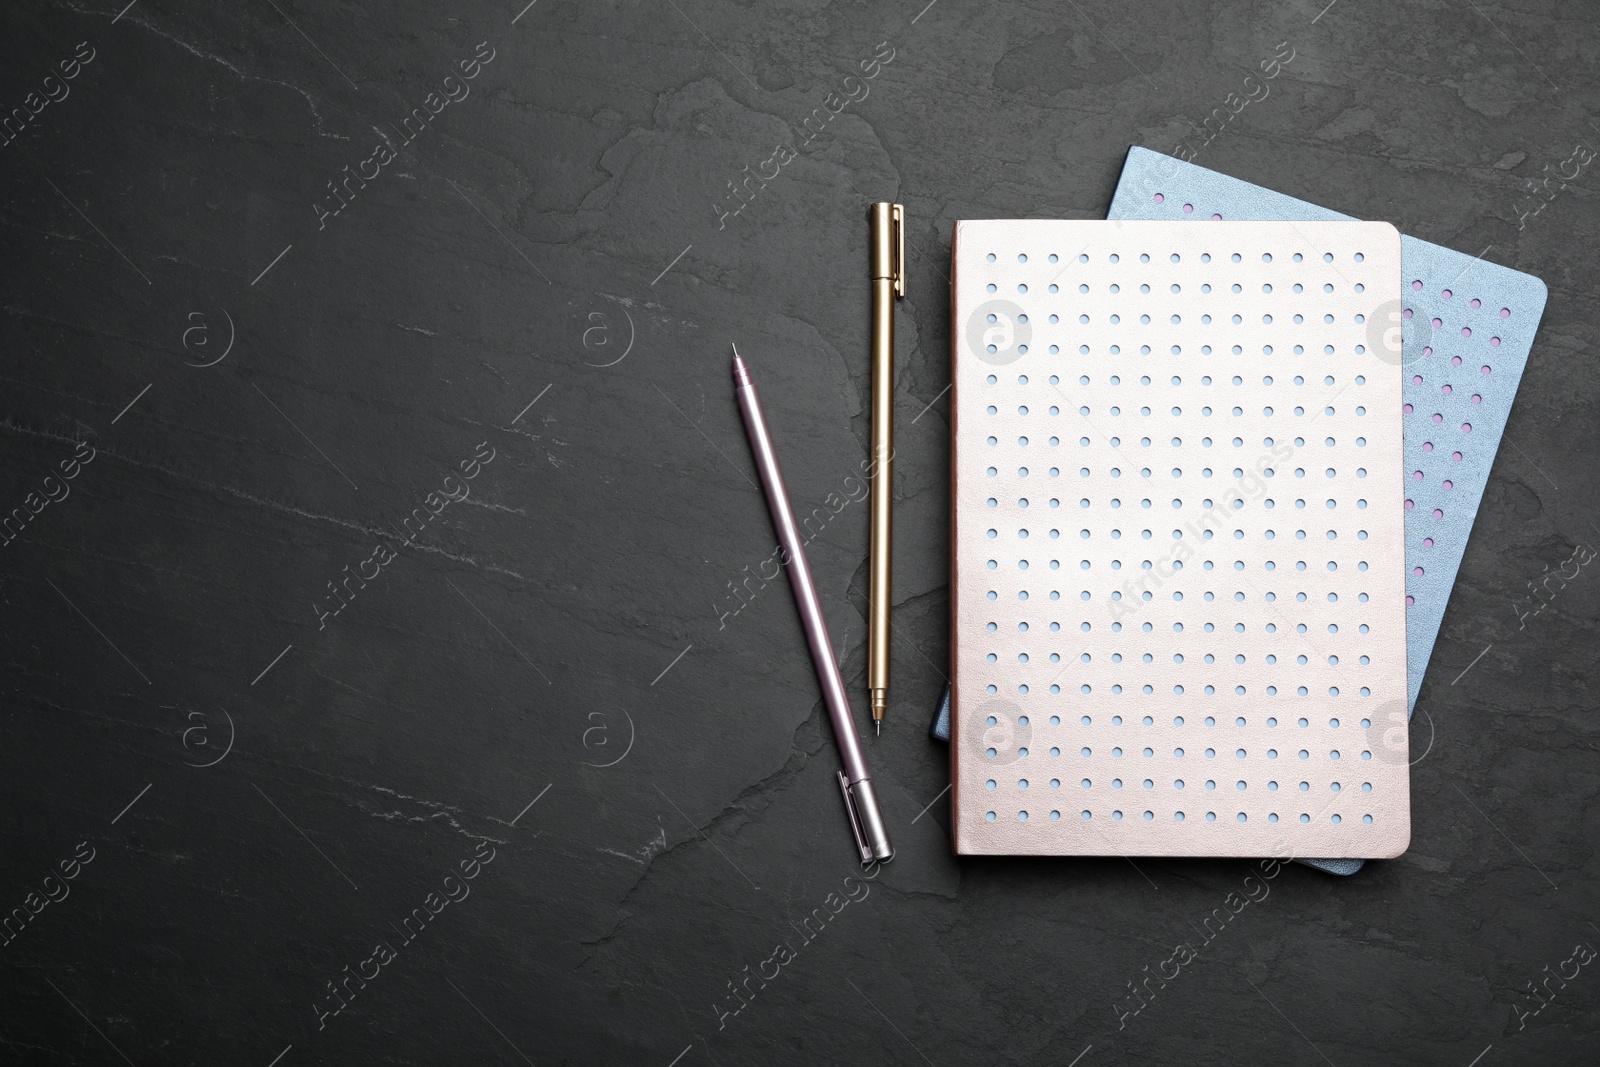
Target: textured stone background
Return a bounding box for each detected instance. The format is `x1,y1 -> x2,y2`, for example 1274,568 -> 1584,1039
2,1 -> 1596,1064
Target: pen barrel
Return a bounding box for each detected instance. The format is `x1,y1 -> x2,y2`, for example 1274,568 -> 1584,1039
734,377 -> 871,785
867,276 -> 895,705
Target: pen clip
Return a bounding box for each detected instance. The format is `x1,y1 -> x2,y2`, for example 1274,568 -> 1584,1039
892,203 -> 906,299
837,771 -> 873,865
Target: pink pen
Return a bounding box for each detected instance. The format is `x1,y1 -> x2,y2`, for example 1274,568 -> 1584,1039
731,346 -> 894,864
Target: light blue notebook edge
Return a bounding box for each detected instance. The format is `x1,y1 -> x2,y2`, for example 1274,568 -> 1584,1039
931,146 -> 1548,879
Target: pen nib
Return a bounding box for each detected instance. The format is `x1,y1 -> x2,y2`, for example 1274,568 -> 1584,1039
875,720 -> 881,736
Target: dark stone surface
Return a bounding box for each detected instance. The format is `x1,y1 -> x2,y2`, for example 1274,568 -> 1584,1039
1,1 -> 1596,1064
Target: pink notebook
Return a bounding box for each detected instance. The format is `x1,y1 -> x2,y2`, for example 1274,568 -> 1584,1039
949,219 -> 1411,858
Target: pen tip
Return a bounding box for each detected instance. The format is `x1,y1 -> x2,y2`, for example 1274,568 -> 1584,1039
875,720 -> 881,736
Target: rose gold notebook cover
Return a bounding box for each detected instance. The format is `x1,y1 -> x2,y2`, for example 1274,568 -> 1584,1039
950,220 -> 1410,858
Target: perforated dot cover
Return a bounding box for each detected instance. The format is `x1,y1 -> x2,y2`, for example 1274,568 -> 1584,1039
950,220 -> 1410,858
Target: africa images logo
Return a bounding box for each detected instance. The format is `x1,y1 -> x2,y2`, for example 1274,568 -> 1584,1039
1365,297 -> 1433,367
965,698 -> 1031,769
966,299 -> 1032,366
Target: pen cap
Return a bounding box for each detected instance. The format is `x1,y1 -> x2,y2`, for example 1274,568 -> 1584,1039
838,772 -> 895,864
868,202 -> 905,298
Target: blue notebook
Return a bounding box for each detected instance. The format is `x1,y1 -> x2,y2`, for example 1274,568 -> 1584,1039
930,147 -> 1547,877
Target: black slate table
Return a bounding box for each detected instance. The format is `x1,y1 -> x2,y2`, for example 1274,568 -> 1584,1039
3,1 -> 1596,1064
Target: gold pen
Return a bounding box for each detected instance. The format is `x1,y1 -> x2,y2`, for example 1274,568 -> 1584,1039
867,203 -> 904,735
